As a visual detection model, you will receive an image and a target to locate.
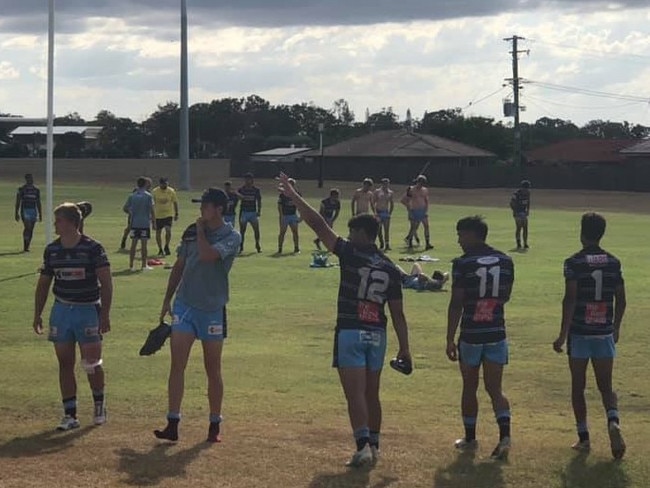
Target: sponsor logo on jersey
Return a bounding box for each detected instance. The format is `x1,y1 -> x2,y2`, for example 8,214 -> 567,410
587,254 -> 609,266
54,268 -> 86,280
477,256 -> 500,266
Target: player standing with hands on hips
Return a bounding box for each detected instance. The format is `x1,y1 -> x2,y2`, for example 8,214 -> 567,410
33,203 -> 112,430
154,188 -> 241,443
446,216 -> 514,460
15,173 -> 42,252
553,213 -> 626,459
278,173 -> 411,468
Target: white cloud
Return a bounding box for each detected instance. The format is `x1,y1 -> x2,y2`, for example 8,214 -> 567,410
0,62 -> 20,80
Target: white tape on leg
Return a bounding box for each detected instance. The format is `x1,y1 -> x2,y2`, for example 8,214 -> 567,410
81,358 -> 103,374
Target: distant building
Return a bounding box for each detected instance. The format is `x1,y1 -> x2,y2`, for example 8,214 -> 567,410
525,138 -> 638,166
10,126 -> 102,156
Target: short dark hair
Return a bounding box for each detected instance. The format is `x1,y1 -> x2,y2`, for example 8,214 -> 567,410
521,179 -> 531,189
224,180 -> 232,187
136,177 -> 147,188
348,214 -> 379,241
330,188 -> 340,196
456,215 -> 488,241
54,202 -> 82,229
581,212 -> 606,242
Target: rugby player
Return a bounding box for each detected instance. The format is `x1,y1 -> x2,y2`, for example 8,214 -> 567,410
278,173 -> 411,468
374,178 -> 394,251
154,188 -> 241,443
238,173 -> 262,253
351,178 -> 376,216
405,175 -> 433,250
314,188 -> 340,250
553,213 -> 627,459
15,173 -> 42,252
123,177 -> 156,271
223,181 -> 239,226
446,216 -> 514,460
33,203 -> 112,430
510,180 -> 531,249
152,177 -> 179,256
277,178 -> 301,254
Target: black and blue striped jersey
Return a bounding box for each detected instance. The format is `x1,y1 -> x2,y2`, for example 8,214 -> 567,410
238,185 -> 261,213
17,185 -> 40,210
564,246 -> 623,336
334,238 -> 402,331
225,191 -> 239,216
278,193 -> 299,216
41,236 -> 110,303
320,198 -> 340,220
452,245 -> 514,344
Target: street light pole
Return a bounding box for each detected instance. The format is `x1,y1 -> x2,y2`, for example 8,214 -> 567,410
179,0 -> 190,190
318,123 -> 324,188
45,0 -> 55,243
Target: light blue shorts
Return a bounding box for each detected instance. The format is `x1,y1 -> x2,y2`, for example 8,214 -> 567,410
22,208 -> 38,222
377,210 -> 391,223
459,340 -> 509,367
240,211 -> 258,225
172,299 -> 227,342
283,214 -> 299,226
48,301 -> 101,344
411,208 -> 427,223
224,215 -> 236,225
514,212 -> 528,221
568,334 -> 615,359
403,275 -> 424,290
333,328 -> 387,372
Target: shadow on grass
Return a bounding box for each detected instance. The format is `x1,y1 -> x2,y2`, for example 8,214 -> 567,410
0,426 -> 93,458
112,269 -> 139,277
116,441 -> 212,486
0,251 -> 26,257
309,468 -> 398,488
0,272 -> 37,283
433,451 -> 505,488
508,248 -> 528,254
559,452 -> 629,488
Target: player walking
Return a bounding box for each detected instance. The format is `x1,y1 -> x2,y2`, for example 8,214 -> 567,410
33,203 -> 112,430
278,173 -> 411,468
238,173 -> 262,253
351,178 -> 376,216
553,213 -> 626,459
405,175 -> 432,250
510,180 -> 531,249
446,216 -> 514,460
15,173 -> 42,252
374,178 -> 394,251
152,177 -> 179,256
154,188 -> 241,443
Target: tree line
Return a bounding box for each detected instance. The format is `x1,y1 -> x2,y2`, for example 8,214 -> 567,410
1,95 -> 648,161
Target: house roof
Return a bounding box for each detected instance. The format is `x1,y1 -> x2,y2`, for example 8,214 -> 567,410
10,126 -> 103,138
301,130 -> 495,158
251,147 -> 312,157
620,139 -> 650,155
525,138 -> 638,164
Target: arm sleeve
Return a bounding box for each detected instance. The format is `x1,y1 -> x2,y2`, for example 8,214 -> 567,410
387,269 -> 403,301
451,259 -> 464,289
333,237 -> 350,258
41,248 -> 54,276
563,258 -> 576,281
212,231 -> 242,260
92,243 -> 110,269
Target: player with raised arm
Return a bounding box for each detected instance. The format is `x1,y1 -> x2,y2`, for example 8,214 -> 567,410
223,181 -> 239,226
510,180 -> 531,249
405,175 -> 432,250
154,188 -> 241,443
33,203 -> 112,430
15,173 -> 42,252
152,177 -> 179,256
238,173 -> 262,253
553,213 -> 626,459
446,216 -> 514,460
374,178 -> 394,251
277,178 -> 301,254
278,173 -> 411,468
351,178 -> 376,216
314,188 -> 340,250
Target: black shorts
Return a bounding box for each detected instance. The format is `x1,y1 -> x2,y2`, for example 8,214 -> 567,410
156,217 -> 173,229
130,228 -> 151,240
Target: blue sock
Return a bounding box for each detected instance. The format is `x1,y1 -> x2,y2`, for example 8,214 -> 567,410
463,416 -> 477,441
354,427 -> 370,451
369,430 -> 380,449
606,409 -> 619,425
577,421 -> 589,442
495,410 -> 511,440
167,412 -> 181,422
209,413 -> 223,424
63,397 -> 77,418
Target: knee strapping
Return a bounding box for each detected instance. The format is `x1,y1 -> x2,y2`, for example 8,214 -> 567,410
81,358 -> 103,374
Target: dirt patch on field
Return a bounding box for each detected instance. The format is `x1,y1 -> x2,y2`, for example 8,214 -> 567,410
1,158 -> 647,214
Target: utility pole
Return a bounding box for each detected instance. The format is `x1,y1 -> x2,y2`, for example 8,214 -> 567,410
179,0 -> 190,190
504,35 -> 528,172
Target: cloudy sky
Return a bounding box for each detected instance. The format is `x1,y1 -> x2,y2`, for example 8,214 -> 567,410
0,0 -> 649,127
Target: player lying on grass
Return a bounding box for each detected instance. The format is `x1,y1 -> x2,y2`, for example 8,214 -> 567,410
278,172 -> 411,468
397,263 -> 449,291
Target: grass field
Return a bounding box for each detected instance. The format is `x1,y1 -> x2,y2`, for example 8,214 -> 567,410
0,178 -> 649,488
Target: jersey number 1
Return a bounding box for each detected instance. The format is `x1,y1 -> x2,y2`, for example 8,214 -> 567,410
476,266 -> 500,298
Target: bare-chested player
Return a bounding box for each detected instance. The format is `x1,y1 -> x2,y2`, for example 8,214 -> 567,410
406,175 -> 433,250
351,178 -> 376,217
374,178 -> 394,251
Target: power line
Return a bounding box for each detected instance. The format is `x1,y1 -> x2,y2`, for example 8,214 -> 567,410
525,80 -> 650,103
524,93 -> 643,111
462,86 -> 508,110
527,38 -> 650,63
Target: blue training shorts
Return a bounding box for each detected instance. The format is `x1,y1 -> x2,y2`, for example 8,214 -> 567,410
411,208 -> 427,223
240,211 -> 258,225
48,301 -> 101,344
568,334 -> 615,359
282,214 -> 299,226
377,210 -> 391,222
22,208 -> 38,222
333,328 -> 387,372
172,299 -> 227,342
459,339 -> 509,367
